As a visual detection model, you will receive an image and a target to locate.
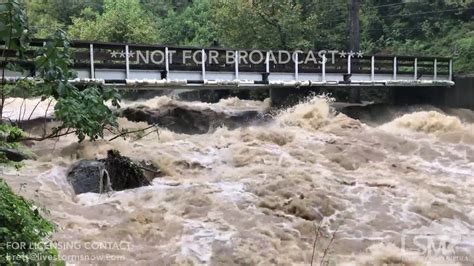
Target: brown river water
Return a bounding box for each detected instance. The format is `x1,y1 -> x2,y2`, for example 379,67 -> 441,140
1,96 -> 474,265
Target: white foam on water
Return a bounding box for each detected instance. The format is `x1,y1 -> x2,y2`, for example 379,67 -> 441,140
2,95 -> 473,264
180,220 -> 235,264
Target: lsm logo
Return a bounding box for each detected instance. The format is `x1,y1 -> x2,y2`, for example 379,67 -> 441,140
400,234 -> 473,263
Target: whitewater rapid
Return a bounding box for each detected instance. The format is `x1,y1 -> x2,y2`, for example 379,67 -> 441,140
1,96 -> 473,265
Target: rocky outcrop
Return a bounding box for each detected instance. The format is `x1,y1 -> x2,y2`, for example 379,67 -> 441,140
0,148 -> 32,162
336,103 -> 452,124
67,160 -> 110,194
67,150 -> 153,194
120,104 -> 263,134
102,150 -> 150,191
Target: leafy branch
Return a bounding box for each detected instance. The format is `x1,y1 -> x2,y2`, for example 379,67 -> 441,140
0,0 -> 29,118
108,124 -> 159,142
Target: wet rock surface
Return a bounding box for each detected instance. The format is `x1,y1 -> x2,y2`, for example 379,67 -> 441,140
67,160 -> 109,194
67,150 -> 152,194
0,147 -> 32,162
120,104 -> 264,134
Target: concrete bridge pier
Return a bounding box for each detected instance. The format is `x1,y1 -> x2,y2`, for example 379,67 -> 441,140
270,85 -> 466,108
445,76 -> 474,109
389,86 -> 448,106
350,87 -> 361,103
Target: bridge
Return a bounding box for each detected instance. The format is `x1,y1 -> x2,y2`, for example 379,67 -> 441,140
2,39 -> 454,91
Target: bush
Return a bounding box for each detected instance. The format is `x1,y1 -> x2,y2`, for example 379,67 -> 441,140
0,124 -> 28,169
0,124 -> 26,143
0,180 -> 61,264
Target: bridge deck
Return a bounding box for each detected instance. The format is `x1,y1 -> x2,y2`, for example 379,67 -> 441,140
1,39 -> 454,89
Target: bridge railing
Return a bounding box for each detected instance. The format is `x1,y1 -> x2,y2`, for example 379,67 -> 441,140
1,39 -> 453,87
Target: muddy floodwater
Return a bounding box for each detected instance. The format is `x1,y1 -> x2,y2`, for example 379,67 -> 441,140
2,96 -> 474,265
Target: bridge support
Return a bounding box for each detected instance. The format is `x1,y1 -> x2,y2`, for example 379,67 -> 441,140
270,85 -> 462,109
270,87 -> 320,107
270,87 -> 290,107
444,76 -> 474,109
350,87 -> 361,103
389,86 -> 448,106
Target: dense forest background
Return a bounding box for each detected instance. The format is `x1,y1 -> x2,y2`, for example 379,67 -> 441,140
25,0 -> 473,73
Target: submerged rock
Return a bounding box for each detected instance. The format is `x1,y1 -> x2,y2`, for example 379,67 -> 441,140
67,160 -> 110,194
67,150 -> 152,194
120,104 -> 263,134
0,148 -> 32,162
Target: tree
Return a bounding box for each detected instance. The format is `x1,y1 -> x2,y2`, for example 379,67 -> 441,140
0,0 -> 29,119
214,0 -> 312,50
16,0 -> 474,74
157,0 -> 217,46
25,0 -> 103,38
68,0 -> 157,43
304,0 -> 349,50
140,0 -> 193,17
34,30 -> 121,142
360,0 -> 474,73
1,0 -> 121,142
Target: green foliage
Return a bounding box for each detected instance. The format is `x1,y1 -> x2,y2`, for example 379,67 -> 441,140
157,0 -> 217,46
68,0 -> 158,43
0,124 -> 29,169
0,152 -> 24,170
2,79 -> 39,98
361,0 -> 474,73
0,180 -> 59,265
0,123 -> 26,142
0,0 -> 29,57
25,0 -> 104,38
54,86 -> 120,142
140,0 -> 193,17
21,0 -> 474,75
13,0 -> 474,75
30,29 -> 121,142
35,30 -> 76,83
214,0 -> 313,49
213,0 -> 261,48
384,21 -> 474,74
1,0 -> 30,119
304,0 -> 349,49
1,5 -> 122,143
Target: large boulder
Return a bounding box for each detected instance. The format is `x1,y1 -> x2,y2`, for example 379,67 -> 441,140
67,160 -> 110,194
67,150 -> 152,194
120,104 -> 262,134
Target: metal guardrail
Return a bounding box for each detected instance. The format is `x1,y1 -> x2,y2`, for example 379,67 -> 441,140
1,39 -> 454,88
